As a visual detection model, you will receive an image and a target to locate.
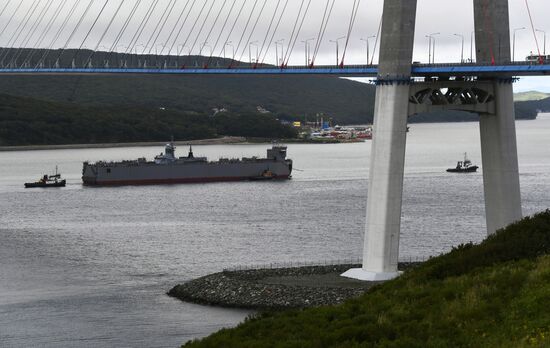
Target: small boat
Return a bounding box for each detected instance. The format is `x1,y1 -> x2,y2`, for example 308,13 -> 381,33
447,153 -> 479,173
25,167 -> 66,188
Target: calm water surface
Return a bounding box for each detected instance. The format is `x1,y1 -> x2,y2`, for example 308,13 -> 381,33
1,118 -> 549,347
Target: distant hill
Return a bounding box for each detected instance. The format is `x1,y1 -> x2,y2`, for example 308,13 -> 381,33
0,48 -> 375,125
0,48 -> 544,127
515,97 -> 550,117
514,90 -> 550,101
0,74 -> 376,125
0,74 -> 541,126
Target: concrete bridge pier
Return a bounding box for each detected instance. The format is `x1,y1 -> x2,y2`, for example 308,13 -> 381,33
474,0 -> 522,235
480,82 -> 523,234
343,0 -> 522,282
342,0 -> 417,281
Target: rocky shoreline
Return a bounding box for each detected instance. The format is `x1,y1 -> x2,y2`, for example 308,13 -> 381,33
168,263 -> 418,310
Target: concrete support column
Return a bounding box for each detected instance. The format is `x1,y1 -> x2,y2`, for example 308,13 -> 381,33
480,82 -> 522,234
362,83 -> 410,278
474,0 -> 522,235
342,0 -> 417,281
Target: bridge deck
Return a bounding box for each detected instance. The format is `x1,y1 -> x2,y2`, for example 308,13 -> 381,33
1,64 -> 550,77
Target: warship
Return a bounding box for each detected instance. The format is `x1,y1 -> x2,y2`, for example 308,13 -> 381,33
82,143 -> 292,186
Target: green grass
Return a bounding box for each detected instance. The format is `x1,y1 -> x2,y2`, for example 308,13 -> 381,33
184,211 -> 550,348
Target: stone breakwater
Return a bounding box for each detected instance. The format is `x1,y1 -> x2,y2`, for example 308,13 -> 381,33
168,263 -> 417,310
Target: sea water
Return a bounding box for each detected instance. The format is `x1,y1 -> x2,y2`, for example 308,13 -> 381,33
1,118 -> 549,347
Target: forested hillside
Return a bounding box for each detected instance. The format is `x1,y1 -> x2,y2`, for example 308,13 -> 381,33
0,94 -> 296,146
0,74 -> 375,125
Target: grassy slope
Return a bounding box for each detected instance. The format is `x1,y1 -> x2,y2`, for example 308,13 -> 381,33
185,211 -> 550,348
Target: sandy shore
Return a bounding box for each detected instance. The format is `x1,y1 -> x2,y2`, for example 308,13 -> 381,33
0,137 -> 248,152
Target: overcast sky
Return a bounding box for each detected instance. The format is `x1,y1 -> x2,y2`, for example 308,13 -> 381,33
1,0 -> 549,91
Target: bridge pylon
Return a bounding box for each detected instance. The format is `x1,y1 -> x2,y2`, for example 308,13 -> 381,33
342,0 -> 418,281
343,0 -> 522,281
473,0 -> 522,234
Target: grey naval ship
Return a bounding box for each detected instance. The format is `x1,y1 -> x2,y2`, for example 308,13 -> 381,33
82,143 -> 292,186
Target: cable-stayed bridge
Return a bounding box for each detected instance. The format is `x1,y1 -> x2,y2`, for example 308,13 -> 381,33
0,0 -> 549,77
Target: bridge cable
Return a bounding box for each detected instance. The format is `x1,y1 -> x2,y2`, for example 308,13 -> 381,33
1,0 -> 40,50
179,0 -> 212,67
524,0 -> 543,64
260,0 -> 289,66
69,0 -> 112,68
200,0 -> 230,67
281,0 -> 306,67
68,0 -> 113,101
370,16 -> 382,65
0,1 -> 24,65
0,0 -> 21,42
169,3 -> 199,58
340,0 -> 362,67
22,0 -> 68,68
311,0 -> 336,67
237,0 -> 268,65
107,0 -> 143,60
284,0 -> 312,67
219,0 -> 248,67
162,0 -> 194,56
35,0 -> 82,68
84,0 -> 127,68
68,0 -> 110,100
54,0 -> 95,67
254,0 -> 282,68
311,0 -> 333,66
144,0 -> 178,57
9,0 -> 55,68
1,0 -> 43,66
0,0 -> 41,66
125,0 -> 161,56
206,0 -> 239,67
232,0 -> 260,65
190,0 -> 218,58
0,0 -> 14,26
182,0 -> 219,68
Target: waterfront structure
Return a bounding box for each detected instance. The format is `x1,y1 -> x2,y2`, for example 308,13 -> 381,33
343,0 -> 522,281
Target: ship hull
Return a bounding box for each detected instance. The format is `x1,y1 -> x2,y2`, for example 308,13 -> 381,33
83,161 -> 292,186
25,180 -> 66,188
446,166 -> 479,173
83,175 -> 290,186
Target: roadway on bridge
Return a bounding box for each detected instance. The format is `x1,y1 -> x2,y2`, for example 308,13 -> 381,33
1,63 -> 550,77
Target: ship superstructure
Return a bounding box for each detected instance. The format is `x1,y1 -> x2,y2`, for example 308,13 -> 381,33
82,143 -> 292,186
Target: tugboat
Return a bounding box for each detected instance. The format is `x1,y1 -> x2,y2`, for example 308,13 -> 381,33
25,167 -> 66,188
447,153 -> 479,173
